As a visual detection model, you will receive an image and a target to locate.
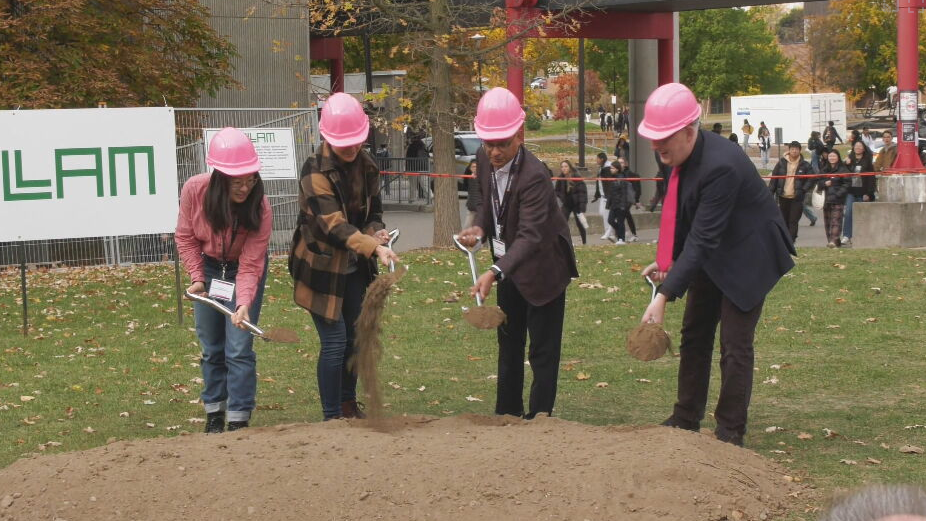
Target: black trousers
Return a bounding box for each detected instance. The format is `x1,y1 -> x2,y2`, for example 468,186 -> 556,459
495,280 -> 566,419
778,196 -> 803,241
672,271 -> 765,438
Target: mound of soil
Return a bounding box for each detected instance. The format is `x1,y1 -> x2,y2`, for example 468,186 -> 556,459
0,415 -> 802,520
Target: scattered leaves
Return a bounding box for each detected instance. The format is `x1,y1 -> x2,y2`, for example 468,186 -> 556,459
899,445 -> 924,454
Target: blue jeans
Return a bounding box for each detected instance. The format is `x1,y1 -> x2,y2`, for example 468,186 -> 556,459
195,256 -> 267,422
810,151 -> 820,174
843,193 -> 857,238
311,269 -> 367,419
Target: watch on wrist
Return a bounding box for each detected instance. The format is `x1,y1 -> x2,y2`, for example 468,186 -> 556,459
489,265 -> 503,281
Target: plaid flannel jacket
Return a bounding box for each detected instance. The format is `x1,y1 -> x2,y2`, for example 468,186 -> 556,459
288,144 -> 385,321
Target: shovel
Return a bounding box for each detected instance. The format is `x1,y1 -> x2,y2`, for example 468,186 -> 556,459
184,291 -> 300,343
452,234 -> 506,329
625,275 -> 672,361
386,228 -> 400,273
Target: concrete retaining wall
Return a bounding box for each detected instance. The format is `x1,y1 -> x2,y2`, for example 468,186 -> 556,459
853,201 -> 926,248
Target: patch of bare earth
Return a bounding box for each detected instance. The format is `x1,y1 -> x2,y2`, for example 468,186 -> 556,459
0,415 -> 803,520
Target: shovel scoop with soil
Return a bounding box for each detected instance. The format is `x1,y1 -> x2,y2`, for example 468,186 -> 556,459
452,234 -> 506,330
184,291 -> 300,343
626,276 -> 672,361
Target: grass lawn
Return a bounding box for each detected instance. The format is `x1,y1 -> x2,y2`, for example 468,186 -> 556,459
2,247 -> 925,517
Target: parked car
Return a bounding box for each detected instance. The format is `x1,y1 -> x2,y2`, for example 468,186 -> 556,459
530,77 -> 547,90
424,132 -> 482,194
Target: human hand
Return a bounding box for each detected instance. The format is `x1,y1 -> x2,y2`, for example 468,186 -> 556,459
641,262 -> 669,284
374,229 -> 390,244
641,293 -> 668,324
232,305 -> 249,330
863,195 -> 870,202
470,271 -> 495,301
825,180 -> 832,187
457,226 -> 484,248
591,196 -> 600,203
375,245 -> 400,268
186,281 -> 206,297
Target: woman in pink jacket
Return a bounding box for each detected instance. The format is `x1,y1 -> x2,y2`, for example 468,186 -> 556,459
175,127 -> 272,434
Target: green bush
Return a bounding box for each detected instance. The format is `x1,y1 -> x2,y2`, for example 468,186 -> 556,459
525,111 -> 542,131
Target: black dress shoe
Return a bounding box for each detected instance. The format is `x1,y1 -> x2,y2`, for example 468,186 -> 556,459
715,428 -> 744,447
227,420 -> 249,432
205,411 -> 225,434
660,416 -> 700,431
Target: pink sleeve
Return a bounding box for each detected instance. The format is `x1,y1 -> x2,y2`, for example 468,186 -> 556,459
175,180 -> 205,283
233,196 -> 273,309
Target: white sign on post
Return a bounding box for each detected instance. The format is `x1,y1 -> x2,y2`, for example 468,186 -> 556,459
204,127 -> 297,180
0,107 -> 178,242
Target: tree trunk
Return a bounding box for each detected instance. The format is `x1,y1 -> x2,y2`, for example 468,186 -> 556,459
429,0 -> 461,247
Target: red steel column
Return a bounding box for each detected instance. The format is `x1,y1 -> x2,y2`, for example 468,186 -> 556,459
506,7 -> 525,105
894,0 -> 924,169
329,57 -> 344,93
657,36 -> 674,85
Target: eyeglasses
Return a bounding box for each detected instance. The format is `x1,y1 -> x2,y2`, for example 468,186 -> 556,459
482,138 -> 515,151
230,176 -> 258,190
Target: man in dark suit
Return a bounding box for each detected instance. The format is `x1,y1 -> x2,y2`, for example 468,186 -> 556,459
458,87 -> 579,419
637,83 -> 796,446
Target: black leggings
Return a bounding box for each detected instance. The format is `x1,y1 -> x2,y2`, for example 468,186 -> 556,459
562,206 -> 586,244
607,207 -> 629,241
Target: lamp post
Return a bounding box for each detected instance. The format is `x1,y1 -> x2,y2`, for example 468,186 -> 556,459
470,33 -> 486,93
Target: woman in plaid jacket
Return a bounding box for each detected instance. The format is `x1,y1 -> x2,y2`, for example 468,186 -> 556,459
288,94 -> 399,420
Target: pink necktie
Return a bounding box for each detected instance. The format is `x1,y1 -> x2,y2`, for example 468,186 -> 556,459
656,167 -> 680,272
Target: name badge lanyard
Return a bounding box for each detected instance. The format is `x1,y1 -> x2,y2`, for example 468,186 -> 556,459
220,217 -> 240,280
489,148 -> 523,237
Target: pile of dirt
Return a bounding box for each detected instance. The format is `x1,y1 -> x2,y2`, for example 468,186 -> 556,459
0,415 -> 803,520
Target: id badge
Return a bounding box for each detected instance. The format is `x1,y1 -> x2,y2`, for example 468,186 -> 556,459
209,279 -> 236,302
491,238 -> 507,258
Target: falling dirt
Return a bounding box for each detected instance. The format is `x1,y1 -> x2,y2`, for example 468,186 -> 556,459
0,415 -> 804,521
626,322 -> 673,361
259,327 -> 301,343
351,265 -> 407,420
462,305 -> 506,329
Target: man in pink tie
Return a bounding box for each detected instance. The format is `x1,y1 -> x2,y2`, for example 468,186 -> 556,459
638,83 -> 796,446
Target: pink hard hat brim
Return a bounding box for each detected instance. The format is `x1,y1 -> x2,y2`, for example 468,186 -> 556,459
474,115 -> 525,141
207,156 -> 262,177
637,106 -> 702,141
320,119 -> 370,148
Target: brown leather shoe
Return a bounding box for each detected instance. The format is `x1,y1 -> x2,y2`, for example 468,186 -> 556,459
341,400 -> 366,419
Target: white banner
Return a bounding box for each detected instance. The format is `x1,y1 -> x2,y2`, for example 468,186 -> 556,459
204,127 -> 297,180
0,107 -> 178,242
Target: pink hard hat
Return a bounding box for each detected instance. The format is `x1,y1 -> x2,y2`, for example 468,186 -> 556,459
474,87 -> 525,141
637,83 -> 702,141
318,92 -> 370,147
206,127 -> 262,177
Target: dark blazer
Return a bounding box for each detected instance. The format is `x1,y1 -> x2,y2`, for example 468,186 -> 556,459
475,146 -> 579,306
660,131 -> 796,313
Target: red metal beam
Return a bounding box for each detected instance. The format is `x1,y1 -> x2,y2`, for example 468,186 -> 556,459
511,10 -> 674,40
310,37 -> 345,94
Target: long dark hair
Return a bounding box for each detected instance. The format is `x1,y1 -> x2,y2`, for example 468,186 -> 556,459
203,170 -> 265,234
822,149 -> 844,172
848,141 -> 873,166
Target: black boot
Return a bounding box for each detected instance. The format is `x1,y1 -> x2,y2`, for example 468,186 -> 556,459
205,411 -> 225,434
227,420 -> 249,431
660,415 -> 700,432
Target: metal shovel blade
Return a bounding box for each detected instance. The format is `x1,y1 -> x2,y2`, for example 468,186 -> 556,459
452,234 -> 505,329
387,228 -> 400,273
184,291 -> 300,343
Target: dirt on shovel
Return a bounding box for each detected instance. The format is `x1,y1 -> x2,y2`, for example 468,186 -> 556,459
626,322 -> 672,361
463,305 -> 506,329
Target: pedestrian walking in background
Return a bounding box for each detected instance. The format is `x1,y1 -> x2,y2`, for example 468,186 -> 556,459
176,127 -> 273,434
842,140 -> 876,247
614,156 -> 639,242
606,162 -> 634,245
614,133 -> 630,162
555,160 -> 589,245
711,122 -> 723,135
616,109 -> 625,136
458,87 -> 579,420
741,119 -> 753,150
728,133 -> 739,144
404,132 -> 432,201
824,120 -> 843,149
808,130 -> 825,173
289,93 -> 400,421
464,159 -> 482,228
861,126 -> 876,151
768,141 -> 813,243
585,106 -> 592,123
757,122 -> 771,169
818,149 -> 850,248
874,130 -> 897,171
592,152 -> 615,241
605,113 -> 614,132
637,83 -> 795,447
648,152 -> 670,212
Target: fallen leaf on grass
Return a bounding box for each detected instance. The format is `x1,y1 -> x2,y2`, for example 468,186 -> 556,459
765,426 -> 785,433
865,317 -> 878,323
797,432 -> 813,440
142,400 -> 156,405
119,412 -> 129,417
417,386 -> 426,392
833,263 -> 846,270
881,443 -> 891,450
466,355 -> 483,361
905,424 -> 926,430
839,459 -> 858,465
635,378 -> 652,384
575,372 -> 590,381
763,376 -> 779,385
187,418 -> 205,424
899,445 -> 924,454
866,458 -> 882,465
83,427 -> 95,434
595,382 -> 609,388
20,396 -> 34,402
465,395 -> 483,402
823,428 -> 840,439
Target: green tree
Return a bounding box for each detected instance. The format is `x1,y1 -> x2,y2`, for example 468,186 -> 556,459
586,39 -> 628,104
679,8 -> 793,99
0,0 -> 238,109
776,7 -> 805,44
